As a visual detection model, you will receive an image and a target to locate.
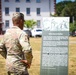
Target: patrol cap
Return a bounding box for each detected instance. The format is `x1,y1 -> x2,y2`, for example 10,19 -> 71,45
12,12 -> 24,20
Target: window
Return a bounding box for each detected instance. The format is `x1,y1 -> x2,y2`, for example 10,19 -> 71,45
36,0 -> 40,3
37,8 -> 40,15
5,7 -> 9,15
26,0 -> 30,2
4,0 -> 9,2
37,20 -> 40,27
15,0 -> 20,2
26,8 -> 30,15
5,20 -> 9,28
16,8 -> 20,12
36,29 -> 42,31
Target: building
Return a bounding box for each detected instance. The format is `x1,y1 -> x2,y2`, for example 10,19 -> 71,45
0,0 -> 56,34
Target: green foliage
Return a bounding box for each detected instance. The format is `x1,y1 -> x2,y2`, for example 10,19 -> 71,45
61,2 -> 76,16
24,20 -> 36,28
56,1 -> 76,23
56,1 -> 72,16
70,21 -> 76,32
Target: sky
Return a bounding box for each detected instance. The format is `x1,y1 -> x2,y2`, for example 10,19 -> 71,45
56,0 -> 75,3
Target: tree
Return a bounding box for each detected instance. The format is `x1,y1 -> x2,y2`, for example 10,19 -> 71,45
24,20 -> 36,28
56,1 -> 76,23
61,2 -> 76,22
56,1 -> 72,16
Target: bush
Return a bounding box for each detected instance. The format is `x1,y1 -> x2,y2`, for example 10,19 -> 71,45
70,22 -> 76,32
24,20 -> 36,28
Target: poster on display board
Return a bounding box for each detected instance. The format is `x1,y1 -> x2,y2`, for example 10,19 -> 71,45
40,17 -> 69,75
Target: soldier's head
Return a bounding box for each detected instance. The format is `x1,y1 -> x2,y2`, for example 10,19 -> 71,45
12,12 -> 24,30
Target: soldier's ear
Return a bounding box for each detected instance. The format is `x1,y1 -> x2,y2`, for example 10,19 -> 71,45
20,19 -> 24,23
20,19 -> 22,22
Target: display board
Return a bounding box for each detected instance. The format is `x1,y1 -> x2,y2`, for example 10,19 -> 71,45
40,17 -> 69,75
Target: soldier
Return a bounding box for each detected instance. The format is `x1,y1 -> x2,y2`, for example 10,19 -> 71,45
0,12 -> 33,75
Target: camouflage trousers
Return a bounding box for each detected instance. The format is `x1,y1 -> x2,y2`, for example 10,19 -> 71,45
7,71 -> 29,75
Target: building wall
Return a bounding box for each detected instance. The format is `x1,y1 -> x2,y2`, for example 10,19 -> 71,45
2,0 -> 55,31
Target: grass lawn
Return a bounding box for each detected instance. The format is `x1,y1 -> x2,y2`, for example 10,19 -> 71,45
0,36 -> 76,75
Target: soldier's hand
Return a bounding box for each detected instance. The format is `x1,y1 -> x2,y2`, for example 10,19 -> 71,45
20,60 -> 31,68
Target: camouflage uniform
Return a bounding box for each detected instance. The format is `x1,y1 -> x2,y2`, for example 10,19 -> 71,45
0,26 -> 33,75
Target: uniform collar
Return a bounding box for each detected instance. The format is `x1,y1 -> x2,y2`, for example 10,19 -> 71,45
12,26 -> 20,29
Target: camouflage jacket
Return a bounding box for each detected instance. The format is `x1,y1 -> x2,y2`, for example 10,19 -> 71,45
0,26 -> 33,73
